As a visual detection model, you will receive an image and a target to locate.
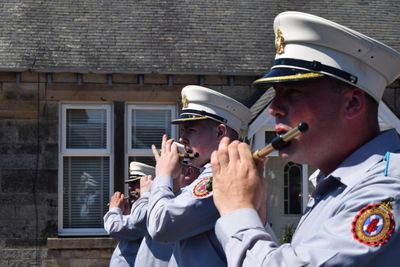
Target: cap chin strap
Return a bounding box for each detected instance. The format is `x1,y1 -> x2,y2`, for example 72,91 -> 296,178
274,58 -> 358,84
179,109 -> 227,124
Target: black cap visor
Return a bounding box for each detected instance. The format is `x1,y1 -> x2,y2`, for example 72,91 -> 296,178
125,175 -> 142,183
171,110 -> 227,125
171,115 -> 209,124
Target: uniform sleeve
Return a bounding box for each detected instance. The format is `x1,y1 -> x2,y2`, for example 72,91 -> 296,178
147,174 -> 219,243
215,178 -> 400,267
103,192 -> 149,240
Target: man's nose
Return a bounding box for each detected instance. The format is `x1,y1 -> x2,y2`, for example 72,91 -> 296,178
268,98 -> 286,118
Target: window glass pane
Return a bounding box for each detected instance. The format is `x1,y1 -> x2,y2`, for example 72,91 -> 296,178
63,157 -> 110,228
284,187 -> 288,199
289,176 -> 302,214
265,131 -> 277,144
131,109 -> 171,149
284,162 -> 302,215
66,109 -> 107,149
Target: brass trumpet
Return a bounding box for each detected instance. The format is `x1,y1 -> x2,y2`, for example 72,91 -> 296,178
252,122 -> 308,159
107,196 -> 130,207
174,142 -> 199,164
206,122 -> 309,191
174,142 -> 199,158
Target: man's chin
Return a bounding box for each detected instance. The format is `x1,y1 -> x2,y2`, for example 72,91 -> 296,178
192,159 -> 207,169
279,150 -> 296,162
279,151 -> 306,165
183,176 -> 196,186
278,148 -> 290,158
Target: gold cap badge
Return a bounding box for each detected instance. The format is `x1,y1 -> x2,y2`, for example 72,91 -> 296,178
275,28 -> 285,55
182,95 -> 189,108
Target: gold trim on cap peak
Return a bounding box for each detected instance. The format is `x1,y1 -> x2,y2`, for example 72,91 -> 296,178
254,72 -> 324,84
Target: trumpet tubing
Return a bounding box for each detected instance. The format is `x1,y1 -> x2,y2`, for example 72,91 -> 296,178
252,122 -> 308,159
174,142 -> 199,159
206,122 -> 309,191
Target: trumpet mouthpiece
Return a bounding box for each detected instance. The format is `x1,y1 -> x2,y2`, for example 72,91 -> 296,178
298,122 -> 309,133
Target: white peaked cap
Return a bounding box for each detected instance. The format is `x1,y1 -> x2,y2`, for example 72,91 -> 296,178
172,85 -> 252,135
125,162 -> 155,183
253,11 -> 400,102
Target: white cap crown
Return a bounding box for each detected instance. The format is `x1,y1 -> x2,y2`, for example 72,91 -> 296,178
172,85 -> 252,135
126,162 -> 155,182
254,11 -> 400,102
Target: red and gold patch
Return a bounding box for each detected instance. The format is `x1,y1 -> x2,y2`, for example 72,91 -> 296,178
351,200 -> 395,246
192,177 -> 212,198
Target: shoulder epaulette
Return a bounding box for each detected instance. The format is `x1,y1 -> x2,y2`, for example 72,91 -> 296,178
384,152 -> 400,178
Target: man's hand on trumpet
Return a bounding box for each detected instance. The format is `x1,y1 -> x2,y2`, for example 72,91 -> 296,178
109,191 -> 130,214
211,137 -> 267,221
151,134 -> 183,180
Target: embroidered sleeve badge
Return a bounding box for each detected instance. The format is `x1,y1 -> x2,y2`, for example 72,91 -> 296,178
351,200 -> 395,246
192,177 -> 212,198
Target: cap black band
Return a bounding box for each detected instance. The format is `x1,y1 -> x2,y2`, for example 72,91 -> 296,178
125,175 -> 142,183
179,109 -> 227,123
274,58 -> 358,84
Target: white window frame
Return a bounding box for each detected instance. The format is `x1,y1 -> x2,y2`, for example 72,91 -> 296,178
60,104 -> 112,155
58,103 -> 113,236
126,104 -> 177,179
127,104 -> 178,155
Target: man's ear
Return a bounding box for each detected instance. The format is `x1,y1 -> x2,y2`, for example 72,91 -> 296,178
216,124 -> 228,140
342,87 -> 366,119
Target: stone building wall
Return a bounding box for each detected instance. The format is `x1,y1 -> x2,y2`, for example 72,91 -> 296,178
0,71 -> 257,266
0,70 -> 399,266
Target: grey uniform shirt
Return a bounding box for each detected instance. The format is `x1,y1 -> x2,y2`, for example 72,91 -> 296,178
147,163 -> 227,267
215,129 -> 400,267
103,193 -> 148,267
134,195 -> 174,267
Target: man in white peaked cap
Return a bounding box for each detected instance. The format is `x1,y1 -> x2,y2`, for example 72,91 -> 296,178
147,85 -> 252,266
211,11 -> 400,266
104,162 -> 174,267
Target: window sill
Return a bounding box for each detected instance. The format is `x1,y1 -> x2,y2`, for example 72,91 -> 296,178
47,237 -> 116,249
